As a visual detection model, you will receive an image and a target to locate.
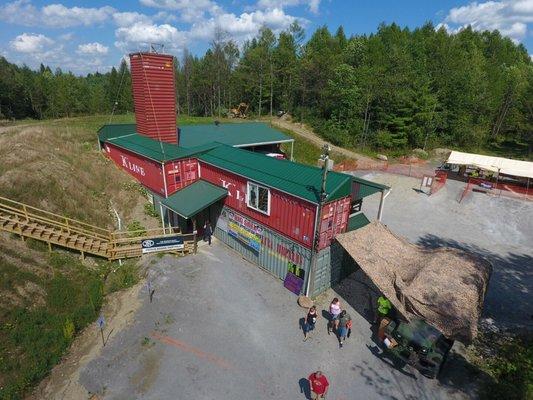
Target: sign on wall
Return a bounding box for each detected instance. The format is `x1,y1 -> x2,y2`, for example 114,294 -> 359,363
141,236 -> 184,253
226,210 -> 263,253
284,273 -> 304,295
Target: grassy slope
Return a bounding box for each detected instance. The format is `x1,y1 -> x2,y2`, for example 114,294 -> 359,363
0,114 -> 216,400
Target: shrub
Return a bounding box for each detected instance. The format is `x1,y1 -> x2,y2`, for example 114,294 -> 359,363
144,203 -> 158,218
127,220 -> 146,237
104,261 -> 139,294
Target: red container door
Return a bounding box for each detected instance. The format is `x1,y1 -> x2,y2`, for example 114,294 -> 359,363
130,52 -> 177,144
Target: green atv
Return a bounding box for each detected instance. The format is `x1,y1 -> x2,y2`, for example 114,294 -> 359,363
383,317 -> 454,379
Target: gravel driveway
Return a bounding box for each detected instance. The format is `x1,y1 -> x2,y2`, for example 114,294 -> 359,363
80,242 -> 477,400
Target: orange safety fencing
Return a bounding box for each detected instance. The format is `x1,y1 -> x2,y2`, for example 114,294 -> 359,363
334,158 -> 437,179
459,177 -> 532,203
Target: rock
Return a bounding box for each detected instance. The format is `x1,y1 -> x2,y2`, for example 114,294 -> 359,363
433,148 -> 452,158
412,148 -> 429,159
377,154 -> 388,161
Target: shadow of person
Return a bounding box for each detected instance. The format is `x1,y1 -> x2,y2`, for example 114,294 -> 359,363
298,377 -> 311,399
299,317 -> 305,332
366,344 -> 417,379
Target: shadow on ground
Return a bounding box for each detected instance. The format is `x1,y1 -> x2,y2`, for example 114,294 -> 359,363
417,234 -> 533,331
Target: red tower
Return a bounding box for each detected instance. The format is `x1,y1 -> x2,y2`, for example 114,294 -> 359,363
129,52 -> 177,144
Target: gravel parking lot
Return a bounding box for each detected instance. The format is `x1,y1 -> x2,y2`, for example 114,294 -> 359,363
356,172 -> 533,331
79,242 -> 476,400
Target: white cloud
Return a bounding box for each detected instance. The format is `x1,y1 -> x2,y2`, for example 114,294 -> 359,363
10,33 -> 54,53
113,11 -> 152,27
442,0 -> 533,42
190,8 -> 300,42
115,22 -> 188,52
0,0 -> 115,28
139,0 -> 221,22
77,42 -> 109,55
256,0 -> 322,14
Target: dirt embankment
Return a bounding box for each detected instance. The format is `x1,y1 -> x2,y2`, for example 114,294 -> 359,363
269,116 -> 375,163
27,281 -> 143,400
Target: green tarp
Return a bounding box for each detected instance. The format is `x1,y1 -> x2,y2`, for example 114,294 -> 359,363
161,180 -> 227,219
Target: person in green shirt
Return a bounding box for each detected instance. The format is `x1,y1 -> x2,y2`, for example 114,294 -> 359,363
375,296 -> 392,323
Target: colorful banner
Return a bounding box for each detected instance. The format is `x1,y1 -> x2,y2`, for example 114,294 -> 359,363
227,211 -> 262,253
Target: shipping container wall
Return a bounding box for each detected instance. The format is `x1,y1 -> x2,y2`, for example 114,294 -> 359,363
103,143 -> 166,196
214,206 -> 312,285
130,53 -> 177,144
312,241 -> 349,297
164,158 -> 200,195
318,196 -> 351,250
200,161 -> 316,248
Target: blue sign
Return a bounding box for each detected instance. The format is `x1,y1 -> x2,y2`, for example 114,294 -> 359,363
97,315 -> 105,329
141,236 -> 184,254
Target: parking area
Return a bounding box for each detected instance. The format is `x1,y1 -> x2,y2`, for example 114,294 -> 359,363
80,242 -> 475,400
357,172 -> 533,331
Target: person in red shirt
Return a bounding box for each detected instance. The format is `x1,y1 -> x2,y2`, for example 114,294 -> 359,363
308,370 -> 329,399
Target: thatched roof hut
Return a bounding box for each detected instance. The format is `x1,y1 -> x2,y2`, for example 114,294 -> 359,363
336,221 -> 492,343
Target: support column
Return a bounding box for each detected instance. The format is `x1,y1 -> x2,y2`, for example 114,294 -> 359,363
192,218 -> 198,254
290,141 -> 294,161
377,189 -> 391,222
159,204 -> 166,234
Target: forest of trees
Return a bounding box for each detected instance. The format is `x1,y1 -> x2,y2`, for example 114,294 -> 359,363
1,22 -> 531,155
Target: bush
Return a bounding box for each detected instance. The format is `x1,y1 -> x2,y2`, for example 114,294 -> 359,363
25,238 -> 48,252
144,203 -> 158,218
104,261 -> 139,294
127,220 -> 146,237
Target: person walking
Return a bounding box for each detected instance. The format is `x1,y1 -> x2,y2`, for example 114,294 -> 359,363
308,370 -> 329,400
303,305 -> 318,341
337,310 -> 352,348
203,220 -> 213,245
328,298 -> 341,334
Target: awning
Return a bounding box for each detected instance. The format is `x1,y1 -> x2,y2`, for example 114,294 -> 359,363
336,221 -> 491,343
446,150 -> 533,179
162,180 -> 227,219
351,176 -> 389,199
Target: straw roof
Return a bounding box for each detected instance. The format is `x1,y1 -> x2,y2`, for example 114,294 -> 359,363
336,221 -> 492,343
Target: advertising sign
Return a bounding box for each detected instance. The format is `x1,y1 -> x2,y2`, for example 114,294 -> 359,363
141,236 -> 184,254
284,272 -> 304,295
226,211 -> 262,253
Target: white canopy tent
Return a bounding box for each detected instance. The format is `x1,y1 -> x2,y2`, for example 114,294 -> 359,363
446,151 -> 533,179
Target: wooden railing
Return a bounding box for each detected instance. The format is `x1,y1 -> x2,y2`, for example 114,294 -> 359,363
0,196 -> 196,260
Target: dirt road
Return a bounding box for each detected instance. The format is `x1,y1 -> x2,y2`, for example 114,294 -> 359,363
269,117 -> 375,162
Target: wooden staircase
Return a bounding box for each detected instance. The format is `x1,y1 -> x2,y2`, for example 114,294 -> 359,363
0,196 -> 196,260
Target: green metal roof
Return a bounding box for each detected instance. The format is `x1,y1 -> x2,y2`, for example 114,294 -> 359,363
104,132 -> 219,162
98,122 -> 292,150
179,122 -> 293,148
198,145 -> 353,204
352,176 -> 389,199
347,213 -> 371,232
161,180 -> 227,219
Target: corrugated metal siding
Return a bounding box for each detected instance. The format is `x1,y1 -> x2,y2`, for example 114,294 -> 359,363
130,53 -> 177,144
200,161 -> 316,248
164,158 -> 199,195
103,142 -> 166,196
318,196 -> 351,250
214,207 -> 312,284
312,241 -> 356,297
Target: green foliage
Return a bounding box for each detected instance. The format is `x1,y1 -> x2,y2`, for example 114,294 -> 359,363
474,334 -> 533,400
104,261 -> 139,294
0,253 -> 104,400
127,220 -> 146,237
144,203 -> 158,218
25,238 -> 48,252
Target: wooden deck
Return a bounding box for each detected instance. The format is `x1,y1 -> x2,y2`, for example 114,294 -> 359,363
0,196 -> 196,260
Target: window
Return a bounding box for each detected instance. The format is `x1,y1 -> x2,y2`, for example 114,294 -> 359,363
247,182 -> 270,215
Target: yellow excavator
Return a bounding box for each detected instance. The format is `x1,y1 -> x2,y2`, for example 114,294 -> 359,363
229,103 -> 249,118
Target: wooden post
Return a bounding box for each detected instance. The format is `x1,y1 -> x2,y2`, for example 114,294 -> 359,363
48,241 -> 52,253
22,204 -> 29,222
65,219 -> 70,234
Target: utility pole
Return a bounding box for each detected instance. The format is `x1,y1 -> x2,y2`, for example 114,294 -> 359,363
305,144 -> 330,297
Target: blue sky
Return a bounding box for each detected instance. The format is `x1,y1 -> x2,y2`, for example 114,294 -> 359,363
1,0 -> 532,74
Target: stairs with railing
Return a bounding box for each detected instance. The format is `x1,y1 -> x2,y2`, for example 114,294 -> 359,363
0,196 -> 196,260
